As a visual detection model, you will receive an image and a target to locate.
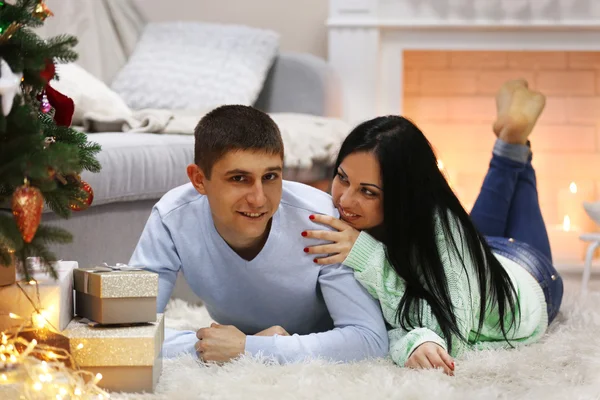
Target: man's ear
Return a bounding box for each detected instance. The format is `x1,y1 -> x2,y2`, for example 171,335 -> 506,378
187,163 -> 208,195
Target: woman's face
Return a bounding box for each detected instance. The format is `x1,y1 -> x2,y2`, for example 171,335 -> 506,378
331,151 -> 384,230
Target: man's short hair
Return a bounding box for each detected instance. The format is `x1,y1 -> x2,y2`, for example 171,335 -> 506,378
194,105 -> 284,178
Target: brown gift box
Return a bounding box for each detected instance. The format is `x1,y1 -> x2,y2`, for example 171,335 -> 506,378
0,262 -> 16,287
73,266 -> 158,325
64,314 -> 164,393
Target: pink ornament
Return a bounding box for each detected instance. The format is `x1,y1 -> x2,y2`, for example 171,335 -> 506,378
40,91 -> 51,113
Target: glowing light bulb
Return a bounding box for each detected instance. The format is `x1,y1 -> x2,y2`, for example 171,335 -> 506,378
563,215 -> 571,231
1,374 -> 6,381
32,312 -> 46,328
569,182 -> 577,194
76,343 -> 84,350
8,313 -> 21,319
33,381 -> 42,391
74,388 -> 82,396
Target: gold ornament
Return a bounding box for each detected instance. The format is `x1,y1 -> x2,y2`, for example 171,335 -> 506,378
0,22 -> 20,42
33,1 -> 53,21
69,180 -> 94,212
11,180 -> 44,243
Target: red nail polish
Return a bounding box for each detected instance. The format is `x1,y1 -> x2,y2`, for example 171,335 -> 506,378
313,258 -> 318,263
309,215 -> 315,220
303,247 -> 309,253
451,362 -> 455,369
301,231 -> 307,237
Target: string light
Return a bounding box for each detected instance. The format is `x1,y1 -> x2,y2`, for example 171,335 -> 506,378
0,280 -> 109,398
0,335 -> 109,399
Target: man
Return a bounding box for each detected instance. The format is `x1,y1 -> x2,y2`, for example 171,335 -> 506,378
129,105 -> 388,364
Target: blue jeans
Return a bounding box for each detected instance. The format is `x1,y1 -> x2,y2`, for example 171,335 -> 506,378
470,151 -> 563,324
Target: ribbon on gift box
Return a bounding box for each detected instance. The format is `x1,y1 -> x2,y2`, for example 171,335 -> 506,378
80,263 -> 142,295
93,263 -> 144,273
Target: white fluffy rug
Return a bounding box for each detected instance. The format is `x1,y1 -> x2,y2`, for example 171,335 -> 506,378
113,285 -> 600,400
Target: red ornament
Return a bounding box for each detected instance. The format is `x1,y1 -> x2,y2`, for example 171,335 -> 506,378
12,182 -> 44,243
44,85 -> 74,126
69,180 -> 94,212
40,59 -> 55,83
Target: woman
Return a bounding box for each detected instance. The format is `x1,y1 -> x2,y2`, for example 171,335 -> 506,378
303,80 -> 563,375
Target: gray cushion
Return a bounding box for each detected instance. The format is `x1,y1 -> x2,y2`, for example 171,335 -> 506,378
71,133 -> 333,209
78,133 -> 194,207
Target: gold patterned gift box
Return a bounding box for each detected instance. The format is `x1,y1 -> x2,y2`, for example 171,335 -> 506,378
73,265 -> 158,324
64,314 -> 164,393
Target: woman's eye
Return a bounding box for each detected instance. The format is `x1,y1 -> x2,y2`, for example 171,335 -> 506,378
336,172 -> 348,182
362,188 -> 376,196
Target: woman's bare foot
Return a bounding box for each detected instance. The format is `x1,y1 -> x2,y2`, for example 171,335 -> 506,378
492,79 -> 546,145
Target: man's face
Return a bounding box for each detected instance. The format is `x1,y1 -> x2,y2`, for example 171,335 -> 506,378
188,150 -> 283,251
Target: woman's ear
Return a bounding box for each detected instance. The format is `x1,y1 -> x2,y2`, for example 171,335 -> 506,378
187,164 -> 208,195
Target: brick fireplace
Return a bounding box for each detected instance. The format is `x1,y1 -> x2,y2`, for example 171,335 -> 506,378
328,0 -> 600,267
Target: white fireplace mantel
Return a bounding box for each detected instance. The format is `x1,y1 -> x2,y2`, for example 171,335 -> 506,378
328,0 -> 600,122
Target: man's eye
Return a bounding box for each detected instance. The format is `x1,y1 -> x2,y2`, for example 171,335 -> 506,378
231,176 -> 246,182
263,173 -> 278,181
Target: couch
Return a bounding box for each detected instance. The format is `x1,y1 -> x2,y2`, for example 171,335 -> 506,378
44,52 -> 343,304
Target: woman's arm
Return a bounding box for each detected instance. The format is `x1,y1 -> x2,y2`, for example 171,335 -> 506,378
344,228 -> 477,369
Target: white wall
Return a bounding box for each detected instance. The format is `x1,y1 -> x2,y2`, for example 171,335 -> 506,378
132,0 -> 328,59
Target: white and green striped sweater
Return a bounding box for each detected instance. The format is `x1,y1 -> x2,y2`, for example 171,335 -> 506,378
343,218 -> 548,366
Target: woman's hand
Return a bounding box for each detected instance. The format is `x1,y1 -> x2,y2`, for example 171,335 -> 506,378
302,214 -> 360,265
405,342 -> 455,376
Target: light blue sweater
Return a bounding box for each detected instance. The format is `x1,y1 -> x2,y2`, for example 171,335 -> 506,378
129,181 -> 388,363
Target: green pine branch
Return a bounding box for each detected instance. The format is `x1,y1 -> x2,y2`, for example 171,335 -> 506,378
0,1 -> 102,279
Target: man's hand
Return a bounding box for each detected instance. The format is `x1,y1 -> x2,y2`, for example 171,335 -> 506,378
405,342 -> 455,376
254,325 -> 290,337
195,323 -> 247,363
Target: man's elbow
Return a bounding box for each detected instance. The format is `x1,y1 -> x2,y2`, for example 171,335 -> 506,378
372,330 -> 389,358
359,327 -> 389,359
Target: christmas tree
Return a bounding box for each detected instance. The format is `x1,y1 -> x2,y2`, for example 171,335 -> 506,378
0,0 -> 101,280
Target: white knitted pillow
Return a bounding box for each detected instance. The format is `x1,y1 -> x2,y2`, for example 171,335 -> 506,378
50,63 -> 132,126
111,22 -> 280,111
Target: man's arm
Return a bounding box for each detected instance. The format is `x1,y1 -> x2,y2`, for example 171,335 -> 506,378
129,207 -> 181,313
129,208 -> 201,358
244,263 -> 389,363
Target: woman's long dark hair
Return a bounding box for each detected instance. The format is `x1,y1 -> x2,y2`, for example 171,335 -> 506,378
335,116 -> 519,352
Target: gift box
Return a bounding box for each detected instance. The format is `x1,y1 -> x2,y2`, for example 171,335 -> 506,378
0,261 -> 16,287
0,261 -> 76,333
73,265 -> 158,325
64,314 -> 164,393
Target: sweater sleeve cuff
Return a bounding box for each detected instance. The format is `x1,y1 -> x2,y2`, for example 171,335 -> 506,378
391,328 -> 447,367
343,231 -> 381,272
